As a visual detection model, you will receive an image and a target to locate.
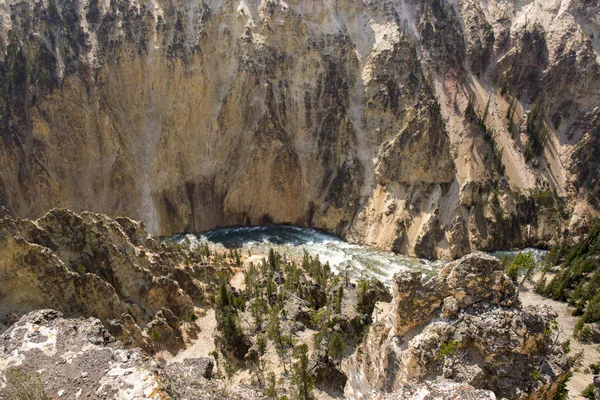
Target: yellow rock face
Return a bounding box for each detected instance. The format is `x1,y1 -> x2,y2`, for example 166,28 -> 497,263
0,0 -> 598,257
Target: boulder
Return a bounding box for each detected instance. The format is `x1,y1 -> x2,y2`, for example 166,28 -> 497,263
0,310 -> 264,400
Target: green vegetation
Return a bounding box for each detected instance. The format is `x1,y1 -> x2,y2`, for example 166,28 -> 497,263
327,333 -> 347,360
302,250 -> 331,287
1,367 -> 49,400
506,251 -> 538,304
210,246 -> 388,396
291,343 -> 315,400
439,340 -> 460,358
334,286 -> 344,314
582,383 -> 596,399
531,189 -> 568,224
571,132 -> 600,210
149,329 -> 161,341
524,99 -> 548,163
530,369 -> 541,380
228,248 -> 242,267
553,371 -> 573,400
215,279 -> 247,357
537,220 -> 600,337
264,372 -> 278,399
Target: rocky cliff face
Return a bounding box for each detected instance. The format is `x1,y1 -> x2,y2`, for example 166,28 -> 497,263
0,208 -> 218,353
0,0 -> 598,258
343,252 -> 569,399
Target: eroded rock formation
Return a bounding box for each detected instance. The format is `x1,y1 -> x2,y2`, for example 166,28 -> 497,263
0,0 -> 598,258
0,208 -> 217,352
344,252 -> 569,399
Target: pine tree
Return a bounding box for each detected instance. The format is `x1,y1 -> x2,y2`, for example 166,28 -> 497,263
334,286 -> 344,314
328,333 -> 347,360
291,343 -> 314,400
267,305 -> 288,373
264,372 -> 278,399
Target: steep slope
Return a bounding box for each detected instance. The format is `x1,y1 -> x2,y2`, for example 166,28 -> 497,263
0,0 -> 598,258
344,252 -> 569,399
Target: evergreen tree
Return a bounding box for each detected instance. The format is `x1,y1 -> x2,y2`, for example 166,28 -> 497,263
334,286 -> 344,314
291,343 -> 315,400
328,333 -> 347,360
267,305 -> 289,373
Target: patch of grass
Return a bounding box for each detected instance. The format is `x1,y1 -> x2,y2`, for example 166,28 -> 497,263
1,367 -> 49,400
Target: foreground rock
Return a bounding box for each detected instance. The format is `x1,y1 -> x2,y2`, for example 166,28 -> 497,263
344,252 -> 569,399
381,379 -> 496,400
0,310 -> 265,400
0,209 -> 217,353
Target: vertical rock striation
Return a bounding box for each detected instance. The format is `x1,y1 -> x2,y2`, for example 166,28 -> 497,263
0,0 -> 598,258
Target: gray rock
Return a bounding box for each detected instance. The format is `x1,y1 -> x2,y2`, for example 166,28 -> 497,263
344,253 -> 568,399
0,311 -> 263,400
380,379 -> 496,400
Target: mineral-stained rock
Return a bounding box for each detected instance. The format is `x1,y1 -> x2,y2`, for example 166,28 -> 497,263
0,0 -> 598,258
146,308 -> 186,352
163,357 -> 214,381
344,252 -> 569,399
391,252 -> 516,336
0,310 -> 265,400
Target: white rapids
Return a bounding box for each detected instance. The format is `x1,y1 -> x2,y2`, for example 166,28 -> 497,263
175,225 -> 547,284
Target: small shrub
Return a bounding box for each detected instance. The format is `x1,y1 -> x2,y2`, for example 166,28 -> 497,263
568,350 -> 585,367
582,383 -> 596,399
149,329 -> 161,341
561,339 -> 571,354
439,340 -> 460,358
553,371 -> 573,400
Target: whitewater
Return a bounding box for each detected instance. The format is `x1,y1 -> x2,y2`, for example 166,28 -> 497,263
175,225 -> 546,284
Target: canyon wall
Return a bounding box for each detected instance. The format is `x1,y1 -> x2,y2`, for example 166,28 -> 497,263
0,0 -> 598,258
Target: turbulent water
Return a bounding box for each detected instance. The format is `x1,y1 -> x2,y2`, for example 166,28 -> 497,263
177,225 -> 444,283
176,225 -> 547,284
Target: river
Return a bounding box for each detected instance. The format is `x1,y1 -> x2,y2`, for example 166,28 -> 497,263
175,225 -> 547,284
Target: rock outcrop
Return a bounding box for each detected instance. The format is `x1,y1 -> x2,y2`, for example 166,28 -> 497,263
344,252 -> 569,399
0,209 -> 216,352
380,379 -> 496,400
0,309 -> 266,399
0,0 -> 598,258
